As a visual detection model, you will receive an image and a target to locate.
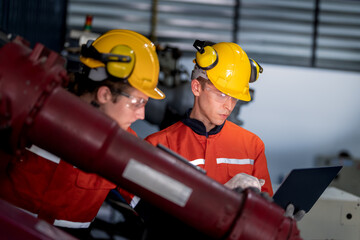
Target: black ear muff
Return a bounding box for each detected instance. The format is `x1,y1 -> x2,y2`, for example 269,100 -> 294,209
249,59 -> 263,83
193,40 -> 218,70
80,40 -> 135,80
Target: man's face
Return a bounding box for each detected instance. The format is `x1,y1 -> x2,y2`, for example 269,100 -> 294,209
102,87 -> 149,130
193,80 -> 237,129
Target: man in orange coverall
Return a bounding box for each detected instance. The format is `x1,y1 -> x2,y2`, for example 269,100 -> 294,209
145,40 -> 273,196
0,29 -> 165,239
133,40 -> 273,240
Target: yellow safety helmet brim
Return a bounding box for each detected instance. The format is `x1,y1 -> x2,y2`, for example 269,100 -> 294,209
137,85 -> 165,100
206,42 -> 251,102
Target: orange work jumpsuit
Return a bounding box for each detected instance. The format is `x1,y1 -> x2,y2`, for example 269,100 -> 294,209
0,128 -> 136,228
145,118 -> 273,196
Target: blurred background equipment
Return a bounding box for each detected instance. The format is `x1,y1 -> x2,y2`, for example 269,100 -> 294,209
297,187 -> 360,240
293,151 -> 360,240
315,150 -> 360,197
144,44 -> 193,130
64,0 -> 360,72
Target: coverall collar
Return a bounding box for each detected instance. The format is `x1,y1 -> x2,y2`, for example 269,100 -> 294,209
181,108 -> 225,138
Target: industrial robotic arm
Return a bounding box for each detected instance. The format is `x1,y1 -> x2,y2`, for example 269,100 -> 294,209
0,34 -> 302,240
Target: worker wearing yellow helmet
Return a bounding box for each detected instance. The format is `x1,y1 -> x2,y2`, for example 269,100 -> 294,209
0,29 -> 163,240
78,29 -> 165,130
145,39 -> 272,195
137,39 -> 272,239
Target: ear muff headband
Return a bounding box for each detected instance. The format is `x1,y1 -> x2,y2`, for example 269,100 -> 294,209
81,41 -> 135,79
193,40 -> 218,70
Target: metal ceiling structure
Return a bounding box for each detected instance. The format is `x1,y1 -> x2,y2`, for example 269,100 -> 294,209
66,0 -> 360,72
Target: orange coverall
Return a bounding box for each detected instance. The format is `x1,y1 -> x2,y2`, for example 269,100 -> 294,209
0,128 -> 136,228
145,117 -> 273,196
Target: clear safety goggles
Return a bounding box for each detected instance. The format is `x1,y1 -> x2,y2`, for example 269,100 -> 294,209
118,91 -> 148,110
205,85 -> 238,104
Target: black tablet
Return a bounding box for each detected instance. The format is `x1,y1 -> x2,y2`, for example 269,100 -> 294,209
273,166 -> 342,213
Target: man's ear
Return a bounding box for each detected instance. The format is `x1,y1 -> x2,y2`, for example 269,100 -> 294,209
96,86 -> 112,104
191,79 -> 202,97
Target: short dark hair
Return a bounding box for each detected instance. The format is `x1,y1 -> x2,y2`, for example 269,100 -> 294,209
195,76 -> 210,90
68,70 -> 131,104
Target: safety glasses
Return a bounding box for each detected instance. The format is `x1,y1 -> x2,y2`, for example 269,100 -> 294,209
205,85 -> 238,104
118,91 -> 148,110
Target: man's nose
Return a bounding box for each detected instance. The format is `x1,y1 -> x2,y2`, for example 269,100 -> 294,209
136,107 -> 145,120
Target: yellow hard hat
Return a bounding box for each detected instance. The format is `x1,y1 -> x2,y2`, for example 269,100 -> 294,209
80,29 -> 165,99
193,40 -> 262,102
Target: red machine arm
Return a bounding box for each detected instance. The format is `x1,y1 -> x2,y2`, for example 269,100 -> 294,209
0,36 -> 301,240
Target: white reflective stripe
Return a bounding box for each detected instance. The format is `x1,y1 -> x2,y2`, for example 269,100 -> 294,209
26,145 -> 61,164
53,219 -> 91,229
216,158 -> 254,165
130,196 -> 140,208
16,204 -> 91,229
16,206 -> 38,218
190,159 -> 205,166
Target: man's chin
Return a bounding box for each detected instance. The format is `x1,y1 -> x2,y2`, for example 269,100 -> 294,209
119,123 -> 131,131
213,119 -> 226,126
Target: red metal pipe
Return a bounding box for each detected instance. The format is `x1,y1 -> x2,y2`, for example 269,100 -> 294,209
0,199 -> 77,240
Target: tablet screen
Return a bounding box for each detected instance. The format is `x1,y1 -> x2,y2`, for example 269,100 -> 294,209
273,166 -> 342,213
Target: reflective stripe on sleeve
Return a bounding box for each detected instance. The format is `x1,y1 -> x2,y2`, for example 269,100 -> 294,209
216,158 -> 254,165
190,159 -> 205,166
16,207 -> 91,229
26,145 -> 61,164
53,219 -> 91,229
130,196 -> 141,208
